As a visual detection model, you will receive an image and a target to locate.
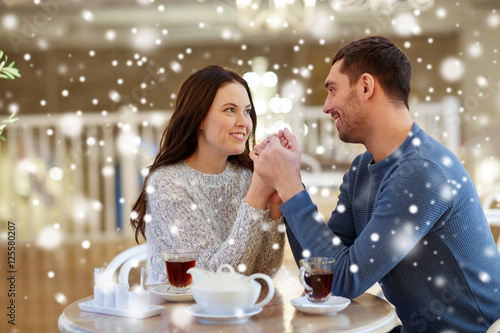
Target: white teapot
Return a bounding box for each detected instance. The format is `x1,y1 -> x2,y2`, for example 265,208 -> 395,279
187,264 -> 275,315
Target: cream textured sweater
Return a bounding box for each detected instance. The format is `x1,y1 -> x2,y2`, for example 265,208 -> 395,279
145,161 -> 285,284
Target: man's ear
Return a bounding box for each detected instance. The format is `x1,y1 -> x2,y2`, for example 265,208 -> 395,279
360,73 -> 375,101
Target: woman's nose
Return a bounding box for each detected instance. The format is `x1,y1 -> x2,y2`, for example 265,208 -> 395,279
236,112 -> 248,126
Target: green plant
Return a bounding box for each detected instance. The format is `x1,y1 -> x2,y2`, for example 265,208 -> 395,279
0,50 -> 21,141
0,50 -> 21,80
0,111 -> 18,141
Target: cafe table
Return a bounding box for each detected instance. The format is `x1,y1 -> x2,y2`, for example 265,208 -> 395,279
58,263 -> 399,333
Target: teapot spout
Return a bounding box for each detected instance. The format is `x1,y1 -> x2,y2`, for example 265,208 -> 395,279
187,267 -> 209,283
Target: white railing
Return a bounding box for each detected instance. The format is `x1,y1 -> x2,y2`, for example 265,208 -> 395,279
0,110 -> 170,242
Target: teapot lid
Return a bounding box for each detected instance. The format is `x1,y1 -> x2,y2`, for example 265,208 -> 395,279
194,264 -> 251,292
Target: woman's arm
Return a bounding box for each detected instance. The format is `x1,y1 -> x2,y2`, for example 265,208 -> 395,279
146,181 -> 266,283
252,215 -> 286,277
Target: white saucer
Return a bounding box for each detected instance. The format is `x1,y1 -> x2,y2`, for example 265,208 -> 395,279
150,285 -> 194,302
291,296 -> 351,315
185,304 -> 262,324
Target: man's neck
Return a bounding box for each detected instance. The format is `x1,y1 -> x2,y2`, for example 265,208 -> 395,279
365,114 -> 414,163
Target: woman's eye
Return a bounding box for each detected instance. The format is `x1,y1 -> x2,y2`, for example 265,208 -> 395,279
226,107 -> 235,112
245,108 -> 252,115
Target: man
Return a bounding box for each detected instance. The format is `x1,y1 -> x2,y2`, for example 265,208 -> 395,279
250,36 -> 500,332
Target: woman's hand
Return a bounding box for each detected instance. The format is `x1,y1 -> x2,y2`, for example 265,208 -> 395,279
245,169 -> 277,210
267,191 -> 283,220
248,174 -> 282,220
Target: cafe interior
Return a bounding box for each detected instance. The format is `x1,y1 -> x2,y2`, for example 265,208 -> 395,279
0,0 -> 500,331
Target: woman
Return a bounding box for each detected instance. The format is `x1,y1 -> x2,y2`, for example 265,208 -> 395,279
131,65 -> 285,284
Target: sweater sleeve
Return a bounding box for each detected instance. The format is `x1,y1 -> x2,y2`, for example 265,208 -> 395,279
281,157 -> 453,299
252,215 -> 286,277
284,174 -> 357,268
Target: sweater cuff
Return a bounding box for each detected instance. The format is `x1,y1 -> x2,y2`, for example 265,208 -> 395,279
241,200 -> 267,221
280,189 -> 314,220
272,215 -> 284,225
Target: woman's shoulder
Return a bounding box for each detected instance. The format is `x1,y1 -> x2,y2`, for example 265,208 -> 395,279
147,162 -> 187,186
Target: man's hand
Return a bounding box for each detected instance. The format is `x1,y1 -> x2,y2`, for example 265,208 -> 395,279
250,128 -> 304,203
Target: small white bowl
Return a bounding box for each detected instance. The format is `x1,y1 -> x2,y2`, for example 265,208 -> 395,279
291,296 -> 351,315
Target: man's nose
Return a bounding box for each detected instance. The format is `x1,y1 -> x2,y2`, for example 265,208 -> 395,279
323,96 -> 333,114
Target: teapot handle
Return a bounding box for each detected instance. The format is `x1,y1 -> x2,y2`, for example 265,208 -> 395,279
216,264 -> 235,274
248,273 -> 275,309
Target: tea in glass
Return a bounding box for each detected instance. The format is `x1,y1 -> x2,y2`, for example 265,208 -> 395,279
152,248 -> 197,293
165,257 -> 196,288
299,257 -> 335,303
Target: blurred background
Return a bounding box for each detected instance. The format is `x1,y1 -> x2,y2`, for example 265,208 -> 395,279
0,0 -> 499,331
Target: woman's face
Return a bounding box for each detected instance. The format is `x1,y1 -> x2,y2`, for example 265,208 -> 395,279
198,82 -> 253,159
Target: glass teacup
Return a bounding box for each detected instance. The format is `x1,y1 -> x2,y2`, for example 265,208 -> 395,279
299,257 -> 335,303
152,248 -> 197,293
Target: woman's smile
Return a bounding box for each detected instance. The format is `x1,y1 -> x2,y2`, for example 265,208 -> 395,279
229,131 -> 247,141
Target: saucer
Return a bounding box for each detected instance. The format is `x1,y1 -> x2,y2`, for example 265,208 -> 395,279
150,285 -> 194,302
185,304 -> 262,324
291,296 -> 351,315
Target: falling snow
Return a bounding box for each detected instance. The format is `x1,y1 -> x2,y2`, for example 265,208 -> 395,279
337,204 -> 346,213
313,211 -> 324,222
332,236 -> 341,246
479,271 -> 492,283
1,3 -> 499,331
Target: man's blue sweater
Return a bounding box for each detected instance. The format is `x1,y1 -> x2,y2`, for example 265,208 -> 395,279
282,123 -> 500,332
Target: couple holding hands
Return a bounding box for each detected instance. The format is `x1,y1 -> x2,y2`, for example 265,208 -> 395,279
131,36 -> 500,333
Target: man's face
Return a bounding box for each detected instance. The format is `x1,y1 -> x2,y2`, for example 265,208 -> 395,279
323,59 -> 366,144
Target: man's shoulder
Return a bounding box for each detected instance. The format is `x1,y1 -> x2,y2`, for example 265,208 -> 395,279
408,130 -> 463,172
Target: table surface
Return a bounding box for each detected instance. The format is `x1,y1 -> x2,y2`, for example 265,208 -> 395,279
58,263 -> 399,333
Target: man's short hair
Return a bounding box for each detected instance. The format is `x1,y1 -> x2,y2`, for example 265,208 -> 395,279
332,35 -> 411,109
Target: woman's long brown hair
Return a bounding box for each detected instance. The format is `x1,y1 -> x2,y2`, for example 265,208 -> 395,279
131,65 -> 257,243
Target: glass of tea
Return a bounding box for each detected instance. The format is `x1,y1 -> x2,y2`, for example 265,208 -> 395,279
299,257 -> 335,303
152,248 -> 197,293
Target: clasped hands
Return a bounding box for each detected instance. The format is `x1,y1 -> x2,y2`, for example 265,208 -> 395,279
250,128 -> 304,204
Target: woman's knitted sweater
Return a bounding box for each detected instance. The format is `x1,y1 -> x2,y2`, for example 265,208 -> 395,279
145,161 -> 285,284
